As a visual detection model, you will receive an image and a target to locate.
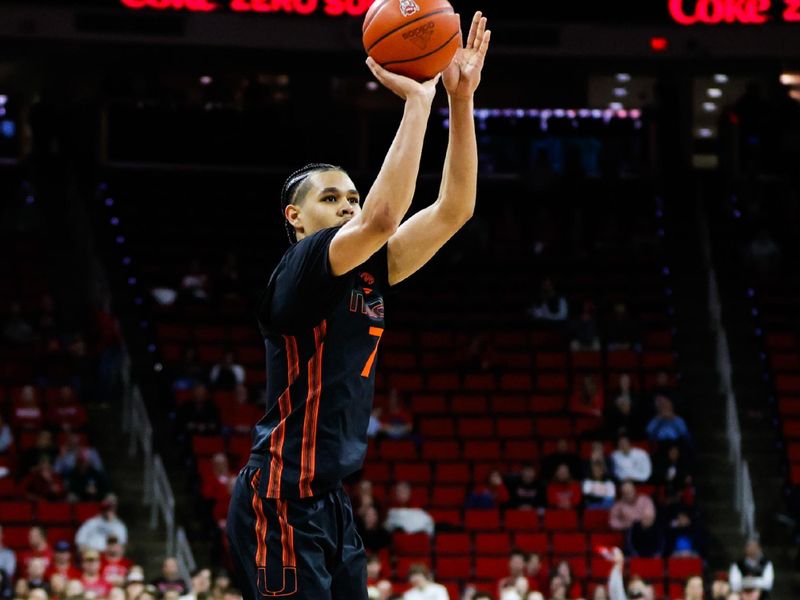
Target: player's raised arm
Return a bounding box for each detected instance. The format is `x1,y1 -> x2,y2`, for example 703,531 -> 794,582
387,11 -> 491,286
326,61 -> 440,277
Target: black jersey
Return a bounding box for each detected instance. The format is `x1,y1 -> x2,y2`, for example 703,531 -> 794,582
252,227 -> 388,499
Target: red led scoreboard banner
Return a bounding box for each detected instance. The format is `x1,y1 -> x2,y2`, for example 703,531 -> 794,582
669,0 -> 800,24
120,0 -> 376,16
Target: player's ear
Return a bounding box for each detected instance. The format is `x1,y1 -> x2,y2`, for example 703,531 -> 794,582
285,204 -> 304,236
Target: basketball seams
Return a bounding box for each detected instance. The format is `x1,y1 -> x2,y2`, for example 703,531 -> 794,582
381,29 -> 460,66
365,7 -> 455,53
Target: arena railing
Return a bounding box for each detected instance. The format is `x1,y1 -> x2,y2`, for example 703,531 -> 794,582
121,350 -> 197,580
702,207 -> 758,540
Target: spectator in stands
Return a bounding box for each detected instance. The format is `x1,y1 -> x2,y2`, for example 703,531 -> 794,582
2,301 -> 34,345
610,434 -> 652,483
381,389 -> 413,439
609,481 -> 656,531
570,374 -> 604,418
649,372 -> 680,411
173,347 -> 206,391
47,385 -> 88,431
366,554 -> 391,597
75,494 -> 128,552
0,415 -> 13,455
209,350 -> 246,390
180,259 -> 211,302
684,576 -> 704,600
25,557 -> 50,594
547,574 -> 568,600
101,536 -> 132,587
499,574 -> 530,600
384,482 -> 434,536
583,459 -> 617,509
547,464 -> 582,509
666,510 -> 701,557
204,453 -> 234,508
0,526 -> 16,579
177,384 -> 221,437
552,560 -> 581,599
570,300 -> 601,351
65,448 -> 110,502
646,396 -> 690,446
505,465 -> 546,509
403,564 -> 448,600
218,251 -> 242,300
21,455 -> 67,502
48,541 -> 80,580
497,550 -> 529,597
606,546 -> 655,600
626,510 -> 664,558
54,432 -> 103,476
605,302 -> 640,350
467,470 -> 509,508
353,480 -> 381,519
729,539 -> 773,598
152,557 -> 189,596
654,444 -> 692,508
524,593 -> 544,600
605,375 -> 645,439
526,553 -> 549,593
592,586 -> 610,600
80,549 -> 111,598
64,578 -> 85,599
542,438 -> 582,481
222,384 -> 262,435
711,579 -> 731,599
21,430 -> 58,474
12,386 -> 44,432
527,278 -> 568,322
18,527 -> 53,575
180,567 -> 212,600
358,506 -> 391,553
743,228 -> 781,277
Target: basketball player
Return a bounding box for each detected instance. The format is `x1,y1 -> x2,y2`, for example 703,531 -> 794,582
227,12 -> 491,600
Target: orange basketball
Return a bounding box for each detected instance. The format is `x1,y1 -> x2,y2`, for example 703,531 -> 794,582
363,0 -> 461,82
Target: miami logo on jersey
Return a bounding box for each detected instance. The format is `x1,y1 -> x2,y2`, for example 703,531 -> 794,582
350,290 -> 384,321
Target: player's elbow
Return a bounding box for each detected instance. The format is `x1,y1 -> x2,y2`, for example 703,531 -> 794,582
363,212 -> 400,238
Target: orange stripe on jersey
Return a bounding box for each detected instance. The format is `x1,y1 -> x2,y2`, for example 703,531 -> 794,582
276,499 -> 296,568
299,320 -> 326,498
250,470 -> 268,567
266,335 -> 300,498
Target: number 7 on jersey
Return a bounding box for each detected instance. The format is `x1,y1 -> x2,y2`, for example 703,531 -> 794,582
361,327 -> 384,377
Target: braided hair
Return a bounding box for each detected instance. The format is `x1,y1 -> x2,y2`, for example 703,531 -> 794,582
280,163 -> 343,244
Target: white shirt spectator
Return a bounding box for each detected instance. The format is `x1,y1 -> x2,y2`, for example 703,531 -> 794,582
209,363 -> 245,386
0,543 -> 16,578
729,560 -> 774,592
403,582 -> 449,600
384,508 -> 435,536
75,515 -> 128,552
611,447 -> 652,482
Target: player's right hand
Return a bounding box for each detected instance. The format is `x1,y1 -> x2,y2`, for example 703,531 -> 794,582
366,57 -> 440,104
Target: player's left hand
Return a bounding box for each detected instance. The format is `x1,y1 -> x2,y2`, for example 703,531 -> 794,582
443,11 -> 491,100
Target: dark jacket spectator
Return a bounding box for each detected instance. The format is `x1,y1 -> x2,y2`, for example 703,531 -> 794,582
626,511 -> 664,557
356,507 -> 391,553
66,451 -> 110,502
605,302 -> 640,350
21,457 -> 66,502
505,465 -> 546,509
152,557 -> 189,596
542,438 -> 583,480
177,384 -> 220,436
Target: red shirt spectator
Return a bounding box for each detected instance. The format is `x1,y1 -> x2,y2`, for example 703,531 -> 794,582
12,386 -> 43,431
47,541 -> 81,580
100,537 -> 133,586
470,470 -> 510,508
220,385 -> 262,434
570,374 -> 604,418
47,386 -> 87,431
18,527 -> 53,574
21,456 -> 66,502
546,464 -> 582,509
80,549 -> 111,598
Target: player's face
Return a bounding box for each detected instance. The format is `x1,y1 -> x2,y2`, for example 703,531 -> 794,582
289,171 -> 361,241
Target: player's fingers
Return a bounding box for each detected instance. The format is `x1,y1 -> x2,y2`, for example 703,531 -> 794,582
366,57 -> 389,82
477,29 -> 491,57
466,11 -> 481,49
473,16 -> 486,50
